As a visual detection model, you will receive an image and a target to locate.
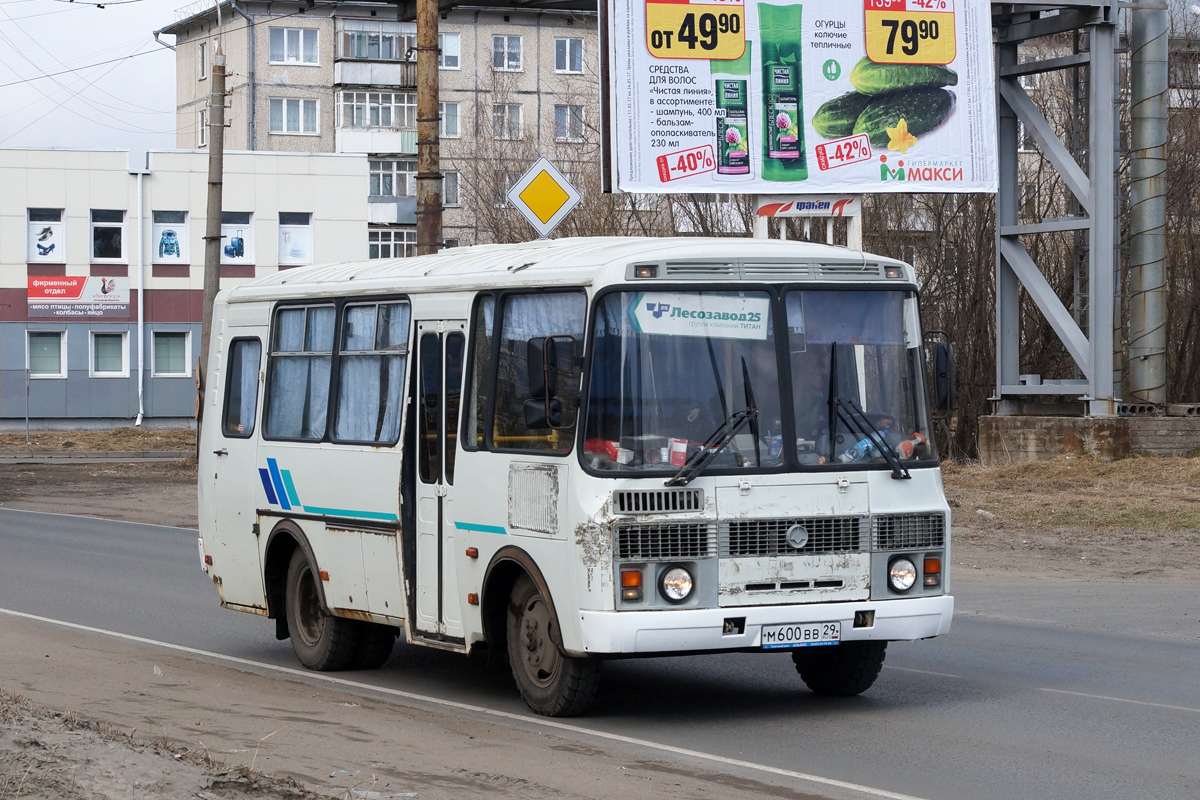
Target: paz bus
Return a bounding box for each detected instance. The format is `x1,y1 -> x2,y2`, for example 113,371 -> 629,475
197,237 -> 954,716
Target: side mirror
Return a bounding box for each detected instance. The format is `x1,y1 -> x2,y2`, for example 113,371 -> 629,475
934,341 -> 955,411
526,337 -> 559,400
523,397 -> 564,429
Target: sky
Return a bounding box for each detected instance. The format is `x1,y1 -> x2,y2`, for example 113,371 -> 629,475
0,0 -> 180,151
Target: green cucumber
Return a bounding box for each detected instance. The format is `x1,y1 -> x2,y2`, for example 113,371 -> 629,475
852,88 -> 956,147
849,58 -> 958,96
812,92 -> 873,139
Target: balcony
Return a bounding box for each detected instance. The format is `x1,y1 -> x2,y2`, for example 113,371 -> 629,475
334,60 -> 417,89
336,128 -> 417,155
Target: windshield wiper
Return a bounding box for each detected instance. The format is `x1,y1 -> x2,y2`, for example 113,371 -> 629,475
834,397 -> 911,480
666,406 -> 758,487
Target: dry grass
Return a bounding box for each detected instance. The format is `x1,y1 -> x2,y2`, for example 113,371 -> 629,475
943,454 -> 1200,531
0,427 -> 195,452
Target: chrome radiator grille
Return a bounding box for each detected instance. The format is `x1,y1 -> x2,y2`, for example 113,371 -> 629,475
871,513 -> 946,550
720,517 -> 866,557
614,521 -> 717,560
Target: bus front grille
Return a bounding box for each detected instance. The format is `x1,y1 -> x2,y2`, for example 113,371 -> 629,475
720,516 -> 866,557
611,488 -> 704,515
614,522 -> 716,560
871,513 -> 946,550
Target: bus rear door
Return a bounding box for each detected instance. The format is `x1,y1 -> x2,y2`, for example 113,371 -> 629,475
413,320 -> 467,638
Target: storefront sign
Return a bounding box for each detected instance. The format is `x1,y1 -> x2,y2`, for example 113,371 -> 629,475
27,276 -> 129,318
608,0 -> 996,193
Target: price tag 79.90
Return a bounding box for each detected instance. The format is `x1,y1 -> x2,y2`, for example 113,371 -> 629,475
646,0 -> 745,61
864,0 -> 955,66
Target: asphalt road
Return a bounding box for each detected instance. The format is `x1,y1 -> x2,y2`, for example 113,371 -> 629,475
1,508 -> 1197,800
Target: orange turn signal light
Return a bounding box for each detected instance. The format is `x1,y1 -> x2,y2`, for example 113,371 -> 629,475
203,555 -> 213,565
465,547 -> 479,559
319,570 -> 330,581
621,570 -> 643,588
467,593 -> 479,606
923,557 -> 941,575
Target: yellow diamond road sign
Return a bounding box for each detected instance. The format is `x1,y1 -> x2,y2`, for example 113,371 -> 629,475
507,157 -> 582,238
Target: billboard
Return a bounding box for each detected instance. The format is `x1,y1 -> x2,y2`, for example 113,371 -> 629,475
607,0 -> 997,194
28,276 -> 129,319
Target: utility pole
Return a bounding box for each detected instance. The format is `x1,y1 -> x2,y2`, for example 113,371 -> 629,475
198,46 -> 227,449
415,0 -> 442,255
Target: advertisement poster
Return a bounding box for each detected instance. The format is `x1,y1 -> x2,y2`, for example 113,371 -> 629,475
28,276 -> 129,319
608,0 -> 997,194
27,220 -> 65,263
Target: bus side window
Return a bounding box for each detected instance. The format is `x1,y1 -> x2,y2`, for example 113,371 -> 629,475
264,305 -> 336,440
223,338 -> 262,438
492,291 -> 585,453
463,294 -> 495,451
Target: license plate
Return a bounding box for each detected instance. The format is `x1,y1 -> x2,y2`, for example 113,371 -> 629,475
761,621 -> 841,649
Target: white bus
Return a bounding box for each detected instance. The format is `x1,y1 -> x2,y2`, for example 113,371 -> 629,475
198,237 -> 954,716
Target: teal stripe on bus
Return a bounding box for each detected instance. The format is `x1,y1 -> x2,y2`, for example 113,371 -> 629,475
454,522 -> 507,535
302,505 -> 399,522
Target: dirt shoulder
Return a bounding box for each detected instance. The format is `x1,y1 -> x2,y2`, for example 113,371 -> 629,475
0,615 -> 826,800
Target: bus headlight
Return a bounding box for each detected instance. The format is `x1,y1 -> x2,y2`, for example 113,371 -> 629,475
888,557 -> 917,593
659,565 -> 694,604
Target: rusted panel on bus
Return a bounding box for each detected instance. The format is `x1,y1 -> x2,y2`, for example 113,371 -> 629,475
575,511 -> 613,592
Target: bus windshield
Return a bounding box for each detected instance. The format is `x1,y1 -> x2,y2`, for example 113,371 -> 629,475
582,288 -> 936,474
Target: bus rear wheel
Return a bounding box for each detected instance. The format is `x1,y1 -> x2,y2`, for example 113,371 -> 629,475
792,641 -> 887,696
506,576 -> 600,717
285,549 -> 359,671
351,621 -> 397,670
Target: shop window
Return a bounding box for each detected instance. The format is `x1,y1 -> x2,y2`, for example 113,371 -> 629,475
278,212 -> 313,266
152,331 -> 191,377
91,209 -> 125,261
28,331 -> 66,378
90,332 -> 128,377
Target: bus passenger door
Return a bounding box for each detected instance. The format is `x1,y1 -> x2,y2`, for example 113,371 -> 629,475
413,321 -> 467,638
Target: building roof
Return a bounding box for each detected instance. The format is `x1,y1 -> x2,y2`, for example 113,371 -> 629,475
222,236 -> 911,303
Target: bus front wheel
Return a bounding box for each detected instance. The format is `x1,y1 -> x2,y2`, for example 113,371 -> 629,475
506,576 -> 600,717
285,549 -> 359,671
792,641 -> 887,696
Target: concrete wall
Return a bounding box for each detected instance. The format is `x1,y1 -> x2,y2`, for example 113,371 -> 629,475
979,415 -> 1200,464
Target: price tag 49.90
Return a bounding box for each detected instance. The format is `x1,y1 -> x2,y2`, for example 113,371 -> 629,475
647,0 -> 745,61
865,0 -> 955,66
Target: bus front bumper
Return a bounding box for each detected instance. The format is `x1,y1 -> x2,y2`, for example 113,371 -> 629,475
576,595 -> 953,655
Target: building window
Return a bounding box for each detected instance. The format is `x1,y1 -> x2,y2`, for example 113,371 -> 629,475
439,32 -> 460,69
152,211 -> 189,264
221,211 -> 253,265
198,108 -> 208,147
341,19 -> 414,61
369,159 -> 417,197
198,41 -> 208,79
554,104 -> 584,141
1018,182 -> 1038,220
91,209 -> 125,262
269,98 -> 319,134
90,331 -> 129,378
28,331 -> 66,378
442,170 -> 461,207
492,103 -> 522,140
492,171 -> 514,208
1017,121 -> 1035,153
278,212 -> 313,266
340,91 -> 416,128
269,27 -> 318,65
1017,55 -> 1040,90
492,35 -> 522,71
555,37 -> 583,73
369,228 -> 416,259
153,331 -> 191,377
28,208 -> 64,263
440,101 -> 459,138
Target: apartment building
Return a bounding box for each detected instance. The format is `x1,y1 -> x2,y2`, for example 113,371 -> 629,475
162,0 -> 601,249
0,148 -> 366,427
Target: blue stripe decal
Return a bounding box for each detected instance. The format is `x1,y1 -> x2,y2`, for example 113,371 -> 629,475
302,505 -> 399,522
266,458 -> 291,511
454,522 -> 507,535
258,468 -> 279,505
281,470 -> 301,506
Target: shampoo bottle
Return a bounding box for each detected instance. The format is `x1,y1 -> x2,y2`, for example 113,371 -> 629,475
759,3 -> 807,181
712,42 -> 752,179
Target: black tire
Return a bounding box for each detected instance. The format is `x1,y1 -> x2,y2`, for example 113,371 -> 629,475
792,641 -> 887,696
351,621 -> 397,670
285,548 -> 359,671
507,576 -> 600,717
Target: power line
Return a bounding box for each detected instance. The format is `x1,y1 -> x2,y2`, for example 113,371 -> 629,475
0,47 -> 162,88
